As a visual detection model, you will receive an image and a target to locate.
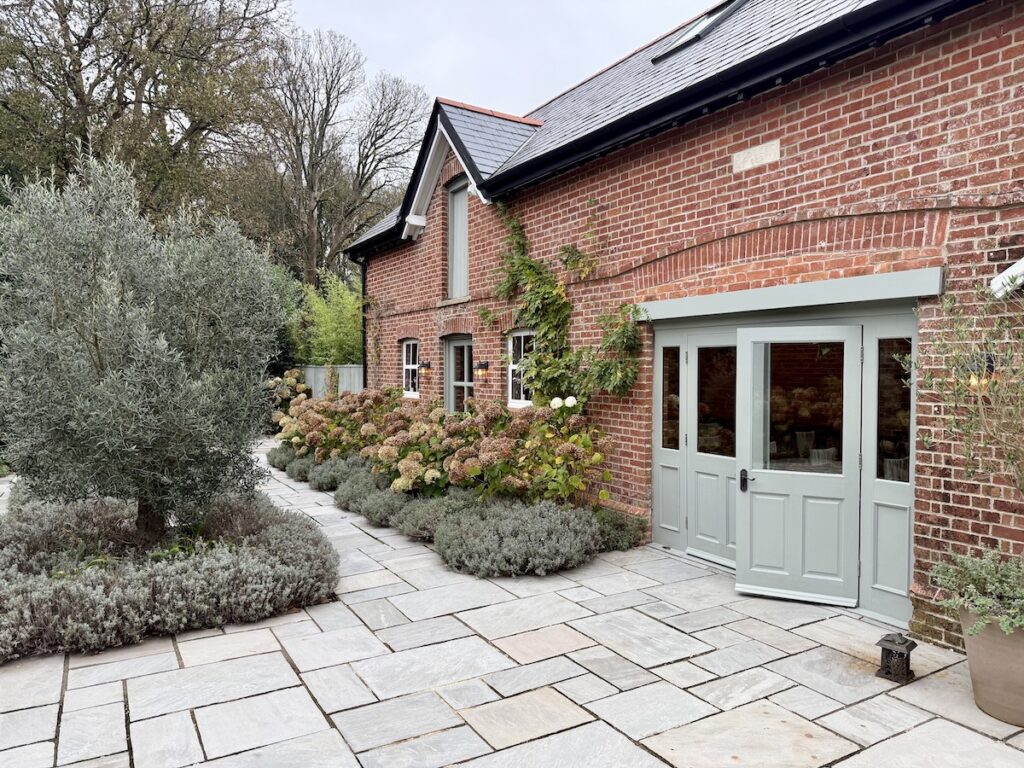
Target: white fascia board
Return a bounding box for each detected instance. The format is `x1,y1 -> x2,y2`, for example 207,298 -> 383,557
991,257 -> 1024,298
641,267 -> 945,321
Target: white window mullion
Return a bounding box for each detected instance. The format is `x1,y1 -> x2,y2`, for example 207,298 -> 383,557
402,340 -> 419,398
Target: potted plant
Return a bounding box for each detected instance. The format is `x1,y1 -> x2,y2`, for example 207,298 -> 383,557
932,552 -> 1024,725
915,276 -> 1024,723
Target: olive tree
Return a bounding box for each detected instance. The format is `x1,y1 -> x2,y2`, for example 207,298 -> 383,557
0,159 -> 282,540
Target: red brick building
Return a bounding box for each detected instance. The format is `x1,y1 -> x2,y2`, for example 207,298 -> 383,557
347,0 -> 1024,644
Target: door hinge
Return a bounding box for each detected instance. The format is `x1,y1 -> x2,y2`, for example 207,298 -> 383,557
684,517 -> 688,530
684,433 -> 689,447
860,345 -> 864,364
685,350 -> 689,365
859,453 -> 863,470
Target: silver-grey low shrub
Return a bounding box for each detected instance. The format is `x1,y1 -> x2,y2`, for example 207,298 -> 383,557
308,456 -> 363,492
267,443 -> 297,471
434,499 -> 600,576
285,455 -> 315,482
0,494 -> 338,661
359,488 -> 411,527
334,467 -> 389,514
394,490 -> 477,542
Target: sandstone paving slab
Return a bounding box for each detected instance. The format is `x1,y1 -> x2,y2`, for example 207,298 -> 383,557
487,574 -> 578,597
437,680 -> 499,710
597,548 -> 666,566
202,730 -> 358,768
382,552 -> 445,573
301,664 -> 376,713
556,586 -> 603,603
1008,732 -> 1024,751
0,656 -> 65,714
272,620 -> 321,640
66,652 -> 179,690
195,687 -> 328,759
645,574 -> 743,612
652,660 -> 717,689
461,687 -> 592,750
351,598 -> 410,630
341,581 -> 416,605
127,652 -> 299,720
889,661 -> 1020,739
352,636 -> 515,699
557,559 -> 624,581
331,691 -> 461,752
457,593 -> 592,640
492,624 -> 595,664
482,657 -> 586,697
818,694 -> 932,746
375,616 -> 474,651
579,571 -> 659,596
727,617 -> 818,654
635,600 -> 685,620
588,681 -> 718,739
388,581 -> 514,622
222,611 -> 309,634
554,673 -> 619,704
576,590 -> 657,614
664,605 -> 746,633
178,628 -> 280,667
0,741 -> 54,768
175,627 -> 223,643
457,720 -> 666,768
570,609 -> 712,667
69,637 -> 174,669
402,566 -> 478,591
730,597 -> 837,630
766,646 -> 897,706
337,569 -> 404,594
690,667 -> 794,710
643,700 -> 857,768
302,602 -> 362,631
568,646 -> 657,690
56,703 -> 126,766
279,626 -> 388,672
337,549 -> 385,577
692,639 -> 787,676
49,753 -> 128,767
768,685 -> 842,720
693,625 -> 748,649
794,615 -> 963,676
624,557 -> 709,584
834,718 -> 1024,767
129,711 -> 203,768
62,682 -> 123,713
374,545 -> 434,562
0,705 -> 58,752
357,726 -> 491,768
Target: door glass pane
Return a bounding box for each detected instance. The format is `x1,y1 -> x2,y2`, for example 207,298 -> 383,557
454,344 -> 466,382
662,347 -> 680,450
697,347 -> 736,457
877,338 -> 912,482
755,342 -> 844,474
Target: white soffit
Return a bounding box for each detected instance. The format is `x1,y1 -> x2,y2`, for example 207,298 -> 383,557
640,267 -> 945,321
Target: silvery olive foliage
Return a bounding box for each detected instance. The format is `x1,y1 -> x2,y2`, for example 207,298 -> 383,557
0,493 -> 338,660
0,159 -> 282,534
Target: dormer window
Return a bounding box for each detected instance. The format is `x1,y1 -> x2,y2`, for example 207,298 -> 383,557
651,0 -> 748,64
447,179 -> 469,299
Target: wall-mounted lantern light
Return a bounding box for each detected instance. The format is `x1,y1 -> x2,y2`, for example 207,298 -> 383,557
473,360 -> 490,379
418,360 -> 432,377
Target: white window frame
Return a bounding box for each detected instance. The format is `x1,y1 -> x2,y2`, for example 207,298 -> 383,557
402,339 -> 420,398
447,179 -> 469,299
507,330 -> 535,408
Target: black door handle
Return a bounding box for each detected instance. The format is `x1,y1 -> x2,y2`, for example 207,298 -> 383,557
740,469 -> 754,492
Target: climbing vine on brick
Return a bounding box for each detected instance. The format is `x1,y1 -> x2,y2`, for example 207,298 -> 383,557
495,204 -> 646,402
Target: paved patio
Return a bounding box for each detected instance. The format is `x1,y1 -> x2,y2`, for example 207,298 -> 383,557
2,452 -> 1024,768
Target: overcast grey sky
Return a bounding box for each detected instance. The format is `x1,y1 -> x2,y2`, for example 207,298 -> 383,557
292,1 -> 711,116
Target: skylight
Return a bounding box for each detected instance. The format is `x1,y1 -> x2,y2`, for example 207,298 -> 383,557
652,0 -> 748,64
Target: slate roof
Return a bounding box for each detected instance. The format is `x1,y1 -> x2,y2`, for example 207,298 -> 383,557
349,206 -> 401,252
505,0 -> 870,171
438,100 -> 541,180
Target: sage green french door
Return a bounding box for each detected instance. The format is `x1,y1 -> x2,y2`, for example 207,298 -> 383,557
652,331 -> 686,550
735,325 -> 863,606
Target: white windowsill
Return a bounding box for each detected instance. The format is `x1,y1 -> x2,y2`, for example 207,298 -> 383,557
438,296 -> 470,307
403,392 -> 420,399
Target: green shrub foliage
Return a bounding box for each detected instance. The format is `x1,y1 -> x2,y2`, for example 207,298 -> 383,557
394,490 -> 477,542
933,550 -> 1024,636
285,456 -> 315,482
334,467 -> 388,514
595,507 -> 649,552
434,499 -> 601,576
307,456 -> 362,492
0,494 -> 338,660
267,443 -> 298,471
359,489 -> 411,528
0,159 -> 282,540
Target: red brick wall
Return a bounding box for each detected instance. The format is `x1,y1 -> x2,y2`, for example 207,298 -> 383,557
364,0 -> 1024,644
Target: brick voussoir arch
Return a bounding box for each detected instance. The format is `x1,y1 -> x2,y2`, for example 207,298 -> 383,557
394,324 -> 422,343
438,315 -> 475,338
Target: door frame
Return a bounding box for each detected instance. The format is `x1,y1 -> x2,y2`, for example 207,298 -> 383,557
650,300 -> 917,622
443,335 -> 474,412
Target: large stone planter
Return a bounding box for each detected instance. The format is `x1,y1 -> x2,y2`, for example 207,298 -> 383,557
961,610 -> 1024,726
